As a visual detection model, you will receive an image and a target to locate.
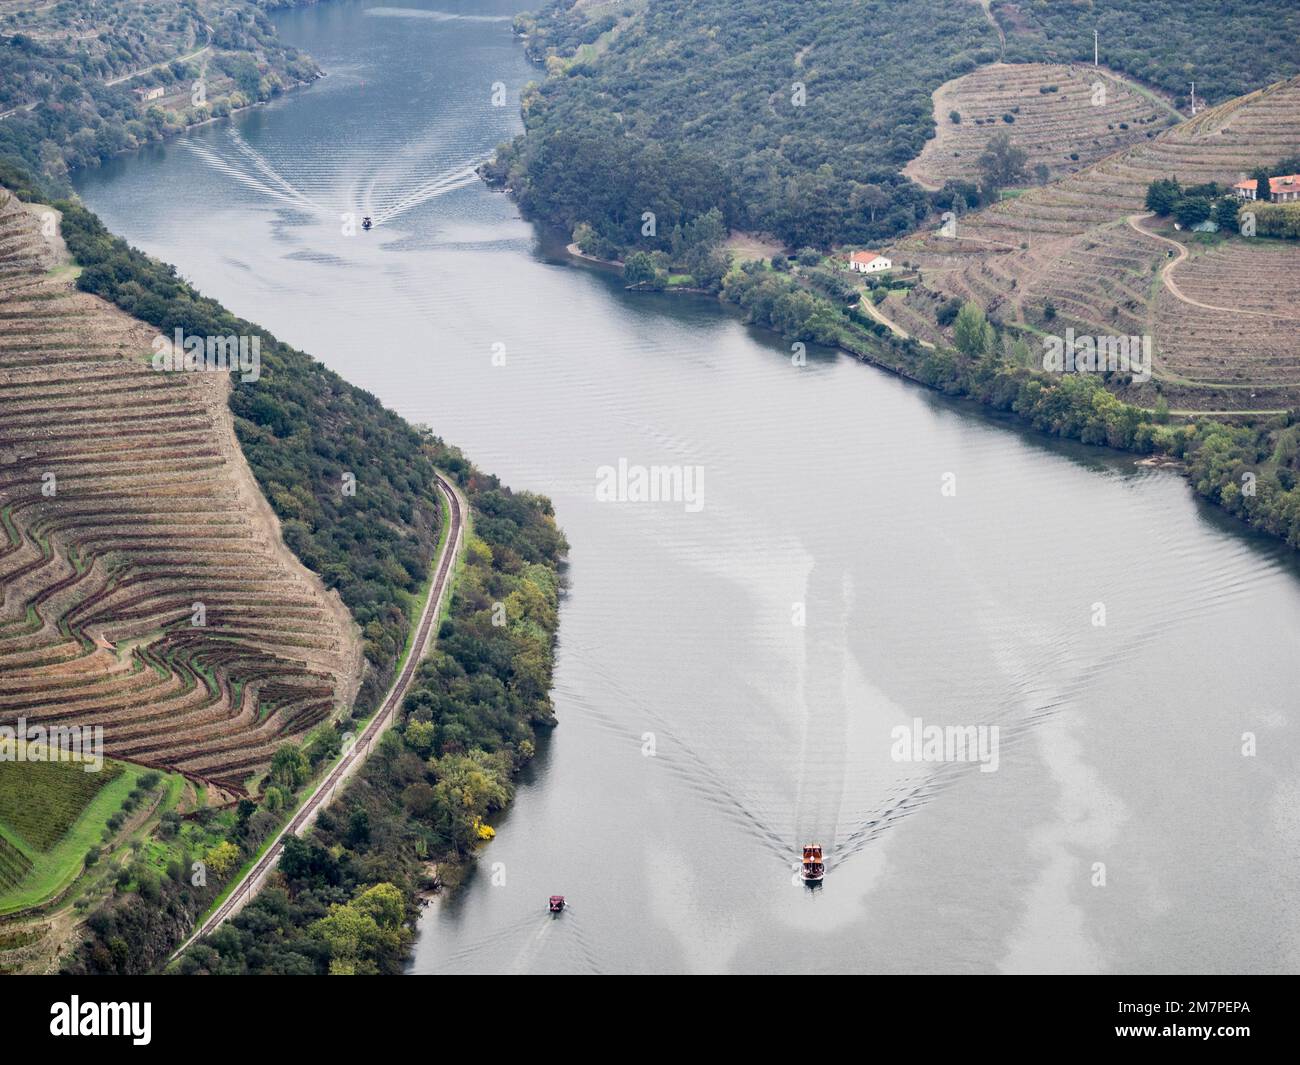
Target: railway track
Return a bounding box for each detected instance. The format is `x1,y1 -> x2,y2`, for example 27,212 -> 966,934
171,472 -> 465,959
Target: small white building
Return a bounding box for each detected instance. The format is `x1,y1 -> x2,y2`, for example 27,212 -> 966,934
848,250 -> 892,273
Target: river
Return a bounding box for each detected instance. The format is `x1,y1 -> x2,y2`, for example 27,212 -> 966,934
73,0 -> 1300,974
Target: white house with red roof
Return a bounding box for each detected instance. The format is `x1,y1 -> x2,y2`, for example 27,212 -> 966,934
847,250 -> 892,273
1233,174 -> 1300,203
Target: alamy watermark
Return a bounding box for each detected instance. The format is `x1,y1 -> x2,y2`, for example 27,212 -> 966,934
0,717 -> 104,772
50,997 -> 150,1045
151,328 -> 261,383
890,717 -> 999,773
595,459 -> 705,513
1042,328 -> 1151,384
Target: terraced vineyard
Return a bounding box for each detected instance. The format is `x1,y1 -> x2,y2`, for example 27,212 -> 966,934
0,755 -> 122,852
0,835 -> 31,892
1148,235 -> 1300,397
0,189 -> 362,792
904,62 -> 1176,189
893,74 -> 1300,412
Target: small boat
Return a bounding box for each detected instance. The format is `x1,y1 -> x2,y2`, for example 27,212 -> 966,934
548,895 -> 565,914
800,844 -> 824,884
362,216 -> 373,231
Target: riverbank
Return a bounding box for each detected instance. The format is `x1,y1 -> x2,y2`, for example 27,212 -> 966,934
171,443 -> 567,974
0,0 -> 323,188
0,167 -> 568,972
63,0 -> 1300,974
544,218 -> 1300,555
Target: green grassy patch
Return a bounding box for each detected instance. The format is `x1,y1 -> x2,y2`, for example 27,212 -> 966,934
0,836 -> 32,892
0,760 -> 146,914
0,752 -> 122,852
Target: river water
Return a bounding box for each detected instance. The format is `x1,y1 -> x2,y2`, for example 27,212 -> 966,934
73,0 -> 1300,974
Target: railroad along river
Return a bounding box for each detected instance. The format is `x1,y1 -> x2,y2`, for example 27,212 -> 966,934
74,0 -> 1300,974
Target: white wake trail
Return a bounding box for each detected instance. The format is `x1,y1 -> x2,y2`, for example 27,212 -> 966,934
183,142 -> 322,214
371,167 -> 480,224
226,131 -> 322,211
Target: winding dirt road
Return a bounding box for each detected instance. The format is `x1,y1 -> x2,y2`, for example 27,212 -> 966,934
858,294 -> 936,349
171,472 -> 466,960
1128,212 -> 1300,321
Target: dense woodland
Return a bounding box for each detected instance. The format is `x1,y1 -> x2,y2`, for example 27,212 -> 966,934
996,0 -> 1300,106
0,0 -> 317,179
494,0 -> 998,252
498,0 -> 1300,260
174,447 -> 567,975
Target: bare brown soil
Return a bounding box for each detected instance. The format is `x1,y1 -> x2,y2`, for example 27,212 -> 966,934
891,74 -> 1300,412
0,188 -> 363,789
904,62 -> 1175,191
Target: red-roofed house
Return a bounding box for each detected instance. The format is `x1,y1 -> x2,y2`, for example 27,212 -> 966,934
847,250 -> 892,273
1233,175 -> 1300,203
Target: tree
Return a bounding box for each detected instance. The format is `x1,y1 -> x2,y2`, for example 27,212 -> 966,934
404,718 -> 435,754
623,251 -> 659,287
1145,178 -> 1181,216
852,183 -> 890,224
353,882 -> 405,930
430,751 -> 510,853
270,744 -> 309,790
1174,196 -> 1212,229
936,297 -> 963,327
681,207 -> 725,253
205,840 -> 240,878
953,302 -> 994,359
1250,167 -> 1274,205
1213,197 -> 1241,230
571,221 -> 596,254
685,246 -> 730,291
314,885 -> 407,974
976,132 -> 1028,196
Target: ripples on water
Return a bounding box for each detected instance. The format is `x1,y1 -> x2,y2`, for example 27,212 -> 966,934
72,0 -> 1300,974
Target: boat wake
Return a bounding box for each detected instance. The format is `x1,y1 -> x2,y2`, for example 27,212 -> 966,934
365,7 -> 515,22
184,136 -> 323,216
558,638 -> 792,867
369,166 -> 481,225
825,525 -> 1266,871
183,128 -> 481,231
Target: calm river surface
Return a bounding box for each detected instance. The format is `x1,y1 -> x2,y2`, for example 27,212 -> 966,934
74,0 -> 1300,974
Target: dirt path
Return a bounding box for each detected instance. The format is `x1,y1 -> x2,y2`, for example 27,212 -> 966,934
975,0 -> 1006,59
858,294 -> 936,350
0,101 -> 37,121
1,28 -> 210,120
170,472 -> 467,961
105,27 -> 210,87
1128,213 -> 1300,321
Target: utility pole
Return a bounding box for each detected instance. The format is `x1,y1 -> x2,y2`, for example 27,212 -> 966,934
1094,29 -> 1099,67
1190,80 -> 1197,114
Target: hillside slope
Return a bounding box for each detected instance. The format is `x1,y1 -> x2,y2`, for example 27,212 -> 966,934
0,189 -> 361,788
902,62 -> 1178,190
501,0 -> 1300,256
892,75 -> 1300,412
0,0 -> 319,180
